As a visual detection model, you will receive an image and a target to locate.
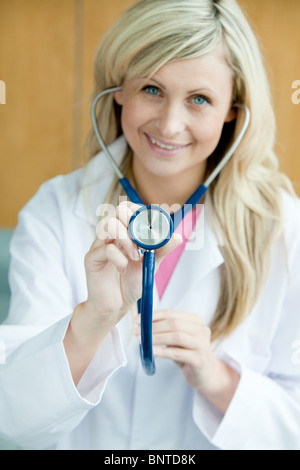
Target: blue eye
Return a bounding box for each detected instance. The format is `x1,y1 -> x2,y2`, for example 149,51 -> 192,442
144,86 -> 160,96
192,96 -> 207,106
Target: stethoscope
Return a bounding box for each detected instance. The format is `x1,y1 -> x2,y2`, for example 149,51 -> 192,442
91,86 -> 250,375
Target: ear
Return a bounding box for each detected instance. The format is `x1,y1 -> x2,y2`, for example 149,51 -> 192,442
225,106 -> 237,123
114,89 -> 124,106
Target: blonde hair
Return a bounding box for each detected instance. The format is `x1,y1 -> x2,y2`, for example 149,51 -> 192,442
87,0 -> 295,340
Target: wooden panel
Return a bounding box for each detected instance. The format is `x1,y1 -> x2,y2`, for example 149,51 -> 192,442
0,0 -> 136,227
239,0 -> 300,195
0,0 -> 299,228
75,0 -> 136,167
0,0 -> 75,227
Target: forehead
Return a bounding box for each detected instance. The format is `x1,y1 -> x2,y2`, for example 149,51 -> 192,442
122,45 -> 235,98
161,52 -> 230,75
147,51 -> 234,94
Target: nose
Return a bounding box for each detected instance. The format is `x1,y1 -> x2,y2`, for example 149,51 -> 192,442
156,101 -> 187,138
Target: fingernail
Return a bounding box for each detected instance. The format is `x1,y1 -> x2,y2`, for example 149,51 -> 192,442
132,249 -> 140,261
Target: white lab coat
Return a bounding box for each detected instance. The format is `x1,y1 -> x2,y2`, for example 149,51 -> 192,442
0,136 -> 300,450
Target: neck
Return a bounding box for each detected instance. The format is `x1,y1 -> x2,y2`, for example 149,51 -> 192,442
131,159 -> 207,210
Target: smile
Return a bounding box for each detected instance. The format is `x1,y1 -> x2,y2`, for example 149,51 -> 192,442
146,134 -> 189,151
149,136 -> 184,150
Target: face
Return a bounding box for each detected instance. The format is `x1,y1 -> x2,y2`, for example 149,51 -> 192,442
114,49 -> 236,189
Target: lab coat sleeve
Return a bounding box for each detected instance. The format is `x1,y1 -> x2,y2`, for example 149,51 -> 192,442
0,317 -> 126,449
0,179 -> 126,449
193,197 -> 300,450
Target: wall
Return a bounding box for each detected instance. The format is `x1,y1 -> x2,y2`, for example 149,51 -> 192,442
0,0 -> 135,227
239,0 -> 300,193
0,0 -> 299,228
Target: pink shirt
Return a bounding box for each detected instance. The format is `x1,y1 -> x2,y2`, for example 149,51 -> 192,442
155,207 -> 202,299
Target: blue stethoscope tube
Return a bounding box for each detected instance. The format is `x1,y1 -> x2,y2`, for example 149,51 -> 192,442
129,205 -> 174,375
139,251 -> 156,375
91,86 -> 250,375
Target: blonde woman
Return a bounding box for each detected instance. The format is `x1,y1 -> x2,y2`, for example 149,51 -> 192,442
1,0 -> 300,450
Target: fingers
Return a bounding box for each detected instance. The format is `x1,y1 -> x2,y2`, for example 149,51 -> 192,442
152,345 -> 200,367
116,201 -> 141,227
94,201 -> 183,275
96,201 -> 142,262
135,310 -> 211,366
98,201 -> 183,258
137,310 -> 205,331
96,201 -> 141,240
85,242 -> 130,274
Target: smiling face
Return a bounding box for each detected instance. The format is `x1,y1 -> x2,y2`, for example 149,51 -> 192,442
114,48 -> 236,205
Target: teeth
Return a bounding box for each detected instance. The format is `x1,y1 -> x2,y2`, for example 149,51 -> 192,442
150,137 -> 180,150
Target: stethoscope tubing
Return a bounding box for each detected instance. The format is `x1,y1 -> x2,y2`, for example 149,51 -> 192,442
139,250 -> 156,375
129,205 -> 174,375
91,86 -> 251,375
91,86 -> 250,209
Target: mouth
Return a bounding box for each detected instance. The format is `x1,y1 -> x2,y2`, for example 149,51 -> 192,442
145,133 -> 190,154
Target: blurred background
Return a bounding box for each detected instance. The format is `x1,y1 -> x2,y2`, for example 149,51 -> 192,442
0,0 -> 299,450
1,0 -> 300,229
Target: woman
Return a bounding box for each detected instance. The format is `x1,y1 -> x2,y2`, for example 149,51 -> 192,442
0,0 -> 300,450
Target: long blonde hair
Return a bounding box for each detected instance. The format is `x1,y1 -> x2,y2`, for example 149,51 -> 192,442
87,0 -> 295,340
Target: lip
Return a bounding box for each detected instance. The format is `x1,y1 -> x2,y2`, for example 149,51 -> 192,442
145,133 -> 190,157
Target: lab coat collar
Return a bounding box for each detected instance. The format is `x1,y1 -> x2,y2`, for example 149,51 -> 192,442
74,136 -> 225,304
153,203 -> 224,311
74,136 -> 128,226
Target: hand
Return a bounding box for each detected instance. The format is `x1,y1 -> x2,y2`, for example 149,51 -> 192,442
65,202 -> 182,385
85,202 -> 182,324
136,309 -> 213,389
135,309 -> 240,413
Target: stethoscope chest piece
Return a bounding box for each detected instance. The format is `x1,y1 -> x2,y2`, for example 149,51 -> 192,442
129,205 -> 174,375
129,205 -> 173,251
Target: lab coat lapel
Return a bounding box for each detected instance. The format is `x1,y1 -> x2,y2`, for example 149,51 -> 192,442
155,204 -> 224,311
73,136 -> 128,226
73,140 -> 224,311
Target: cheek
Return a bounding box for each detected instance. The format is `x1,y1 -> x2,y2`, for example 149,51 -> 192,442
120,100 -> 149,138
193,117 -> 225,149
120,105 -> 135,138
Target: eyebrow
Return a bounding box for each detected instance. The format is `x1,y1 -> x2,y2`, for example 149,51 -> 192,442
148,78 -> 217,96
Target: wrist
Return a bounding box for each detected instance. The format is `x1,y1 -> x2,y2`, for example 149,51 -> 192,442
197,356 -> 240,414
79,300 -> 126,331
66,303 -> 111,350
63,302 -> 119,385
